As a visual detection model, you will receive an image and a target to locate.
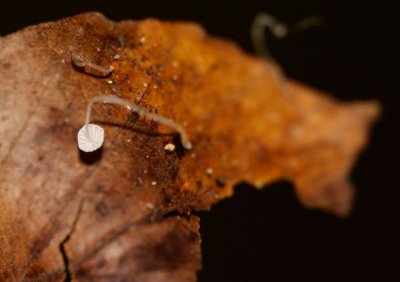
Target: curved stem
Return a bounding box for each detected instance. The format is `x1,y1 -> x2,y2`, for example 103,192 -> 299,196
85,95 -> 192,150
251,13 -> 324,59
251,13 -> 288,59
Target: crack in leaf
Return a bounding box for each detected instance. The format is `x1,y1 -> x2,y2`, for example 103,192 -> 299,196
59,200 -> 84,282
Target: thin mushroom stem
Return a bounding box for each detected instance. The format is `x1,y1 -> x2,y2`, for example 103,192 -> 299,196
291,17 -> 324,33
85,95 -> 192,150
251,13 -> 324,59
251,13 -> 289,59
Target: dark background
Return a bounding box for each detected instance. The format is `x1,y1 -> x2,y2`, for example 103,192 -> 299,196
1,1 -> 398,281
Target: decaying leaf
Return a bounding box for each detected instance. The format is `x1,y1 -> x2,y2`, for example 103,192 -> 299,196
0,12 -> 380,281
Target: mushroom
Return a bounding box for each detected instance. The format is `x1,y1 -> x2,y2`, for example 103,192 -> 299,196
77,95 -> 192,152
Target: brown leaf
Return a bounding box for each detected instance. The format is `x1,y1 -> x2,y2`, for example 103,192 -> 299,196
0,12 -> 379,281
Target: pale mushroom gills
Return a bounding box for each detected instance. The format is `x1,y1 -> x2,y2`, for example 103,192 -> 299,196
77,124 -> 104,152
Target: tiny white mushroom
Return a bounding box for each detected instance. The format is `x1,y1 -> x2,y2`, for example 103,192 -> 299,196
77,124 -> 104,152
77,95 -> 192,153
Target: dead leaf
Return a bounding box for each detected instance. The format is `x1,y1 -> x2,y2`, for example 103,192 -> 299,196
0,12 -> 380,281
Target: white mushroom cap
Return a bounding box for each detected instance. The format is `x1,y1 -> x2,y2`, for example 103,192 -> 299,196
77,124 -> 104,152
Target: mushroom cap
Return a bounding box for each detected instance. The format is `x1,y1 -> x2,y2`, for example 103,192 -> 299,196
77,124 -> 104,152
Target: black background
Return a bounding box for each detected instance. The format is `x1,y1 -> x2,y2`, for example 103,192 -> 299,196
1,1 -> 398,281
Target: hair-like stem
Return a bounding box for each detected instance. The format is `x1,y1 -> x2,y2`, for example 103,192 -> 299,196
251,13 -> 324,59
85,95 -> 192,150
251,13 -> 288,59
